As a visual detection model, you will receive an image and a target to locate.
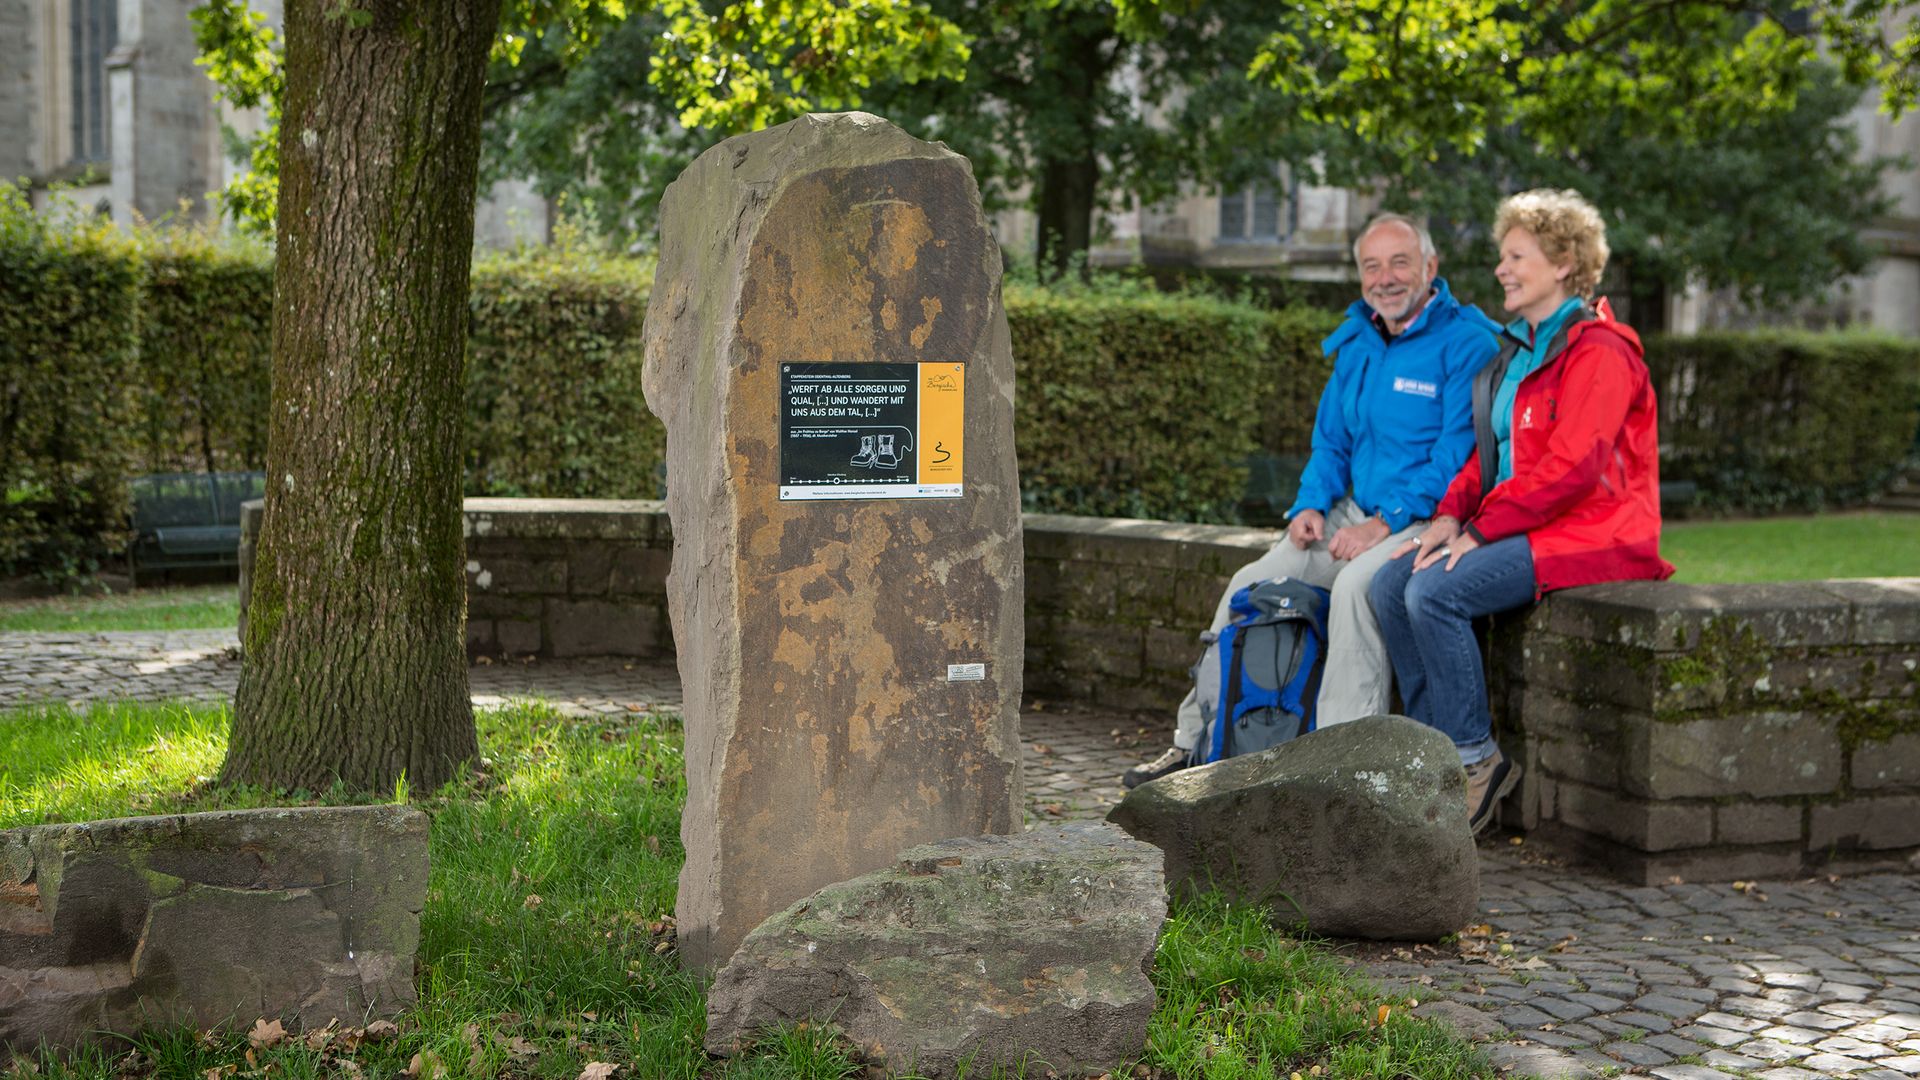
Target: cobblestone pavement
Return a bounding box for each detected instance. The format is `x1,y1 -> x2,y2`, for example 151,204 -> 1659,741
0,631 -> 681,716
7,631 -> 1920,1079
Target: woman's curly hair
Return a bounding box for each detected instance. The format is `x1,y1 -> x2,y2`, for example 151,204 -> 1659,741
1493,189 -> 1610,299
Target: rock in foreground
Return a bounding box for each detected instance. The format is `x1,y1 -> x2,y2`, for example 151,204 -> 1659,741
706,823 -> 1165,1077
1,806 -> 427,1054
1107,715 -> 1477,940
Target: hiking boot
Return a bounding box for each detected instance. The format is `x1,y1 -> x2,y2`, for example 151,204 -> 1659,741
1123,745 -> 1191,789
1465,747 -> 1521,835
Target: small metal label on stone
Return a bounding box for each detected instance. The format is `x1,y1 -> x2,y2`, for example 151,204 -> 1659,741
947,663 -> 986,682
779,362 -> 964,500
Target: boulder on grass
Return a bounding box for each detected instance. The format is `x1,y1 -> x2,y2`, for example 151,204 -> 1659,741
1,805 -> 427,1055
705,822 -> 1165,1077
1106,715 -> 1477,940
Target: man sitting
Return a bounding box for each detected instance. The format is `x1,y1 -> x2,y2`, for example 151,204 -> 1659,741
1123,213 -> 1499,788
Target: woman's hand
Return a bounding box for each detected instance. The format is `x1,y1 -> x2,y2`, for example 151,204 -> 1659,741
1417,528 -> 1480,572
1390,515 -> 1460,564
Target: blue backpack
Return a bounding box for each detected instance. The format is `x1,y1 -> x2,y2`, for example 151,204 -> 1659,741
1191,576 -> 1330,765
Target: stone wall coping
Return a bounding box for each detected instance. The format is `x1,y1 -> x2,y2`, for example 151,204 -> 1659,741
463,499 -> 669,541
1541,577 -> 1920,650
1022,511 -> 1282,551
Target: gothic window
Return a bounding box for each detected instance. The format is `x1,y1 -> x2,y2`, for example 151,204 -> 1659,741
1217,169 -> 1298,242
69,0 -> 116,165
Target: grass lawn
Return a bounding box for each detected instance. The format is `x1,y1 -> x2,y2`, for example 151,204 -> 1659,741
1663,511 -> 1920,583
0,701 -> 1493,1080
0,584 -> 239,633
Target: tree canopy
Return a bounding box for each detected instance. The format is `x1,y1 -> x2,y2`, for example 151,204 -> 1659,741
197,0 -> 1920,303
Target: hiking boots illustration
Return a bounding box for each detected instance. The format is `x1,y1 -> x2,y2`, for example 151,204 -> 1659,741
874,434 -> 899,469
849,435 -> 876,468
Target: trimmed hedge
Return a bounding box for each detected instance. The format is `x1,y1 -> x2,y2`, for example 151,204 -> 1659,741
6,192 -> 1917,588
0,192 -> 143,583
468,248 -> 659,498
138,230 -> 275,474
1646,331 -> 1920,513
1009,283 -> 1339,522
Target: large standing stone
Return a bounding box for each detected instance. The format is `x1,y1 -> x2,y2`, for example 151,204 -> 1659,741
1,806 -> 426,1054
706,823 -> 1166,1077
1106,716 -> 1478,940
642,113 -> 1023,970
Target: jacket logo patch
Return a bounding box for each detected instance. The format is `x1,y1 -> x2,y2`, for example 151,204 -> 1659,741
1392,376 -> 1438,398
1521,405 -> 1534,428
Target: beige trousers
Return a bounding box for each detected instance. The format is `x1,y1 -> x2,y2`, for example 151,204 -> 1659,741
1173,496 -> 1425,751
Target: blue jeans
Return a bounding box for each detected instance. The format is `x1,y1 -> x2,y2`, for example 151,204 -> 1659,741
1369,535 -> 1536,765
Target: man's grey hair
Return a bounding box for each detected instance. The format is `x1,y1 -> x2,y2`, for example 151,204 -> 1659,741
1352,213 -> 1437,264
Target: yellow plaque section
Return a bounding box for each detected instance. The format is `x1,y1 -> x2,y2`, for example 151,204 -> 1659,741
917,363 -> 964,492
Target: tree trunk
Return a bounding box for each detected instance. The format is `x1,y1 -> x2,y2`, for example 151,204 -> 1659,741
1033,18 -> 1112,277
1037,152 -> 1098,277
224,0 -> 501,793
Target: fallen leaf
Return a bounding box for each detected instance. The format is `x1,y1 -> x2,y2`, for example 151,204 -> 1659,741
578,1063 -> 618,1080
364,1020 -> 400,1041
581,1012 -> 599,1022
1039,802 -> 1066,817
494,1034 -> 538,1059
338,1063 -> 363,1080
1242,947 -> 1267,962
1032,743 -> 1053,755
248,1018 -> 287,1051
1376,1005 -> 1391,1025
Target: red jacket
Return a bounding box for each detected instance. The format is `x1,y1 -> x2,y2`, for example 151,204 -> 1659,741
1438,299 -> 1675,595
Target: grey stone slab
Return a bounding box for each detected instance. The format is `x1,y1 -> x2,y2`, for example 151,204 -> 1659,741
1483,1043 -> 1599,1080
1642,1033 -> 1709,1057
1648,1066 -> 1737,1080
1781,1009 -> 1856,1030
1819,1035 -> 1898,1057
1502,1004 -> 1558,1029
1761,1024 -> 1837,1045
1617,1012 -> 1676,1032
1677,1025 -> 1757,1048
1700,1049 -> 1767,1071
1536,996 -> 1599,1021
1605,1040 -> 1674,1067
1798,1051 -> 1880,1072
1636,993 -> 1707,1019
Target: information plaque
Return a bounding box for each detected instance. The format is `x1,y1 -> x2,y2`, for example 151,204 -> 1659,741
779,362 -> 964,500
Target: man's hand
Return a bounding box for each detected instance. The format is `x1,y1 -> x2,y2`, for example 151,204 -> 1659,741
1286,509 -> 1326,550
1328,516 -> 1391,561
1390,515 -> 1461,566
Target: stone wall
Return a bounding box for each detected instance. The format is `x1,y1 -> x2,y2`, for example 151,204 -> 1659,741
237,500 -> 1920,883
461,498 -> 674,659
1489,580 -> 1920,884
1020,512 -> 1276,711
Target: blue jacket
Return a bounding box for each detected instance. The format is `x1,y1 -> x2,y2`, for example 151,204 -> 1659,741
1287,278 -> 1499,532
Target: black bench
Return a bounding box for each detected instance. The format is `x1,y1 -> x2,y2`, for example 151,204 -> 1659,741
128,472 -> 266,585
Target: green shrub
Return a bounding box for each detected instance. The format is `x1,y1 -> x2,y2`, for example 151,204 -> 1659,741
467,246 -> 660,498
1010,281 -> 1294,522
136,229 -> 274,474
0,187 -> 143,585
1646,331 -> 1920,513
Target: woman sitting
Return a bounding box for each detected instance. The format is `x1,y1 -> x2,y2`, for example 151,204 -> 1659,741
1369,188 -> 1674,835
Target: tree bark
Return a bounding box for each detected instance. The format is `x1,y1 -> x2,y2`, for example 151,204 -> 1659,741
224,0 -> 501,793
1033,17 -> 1113,277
